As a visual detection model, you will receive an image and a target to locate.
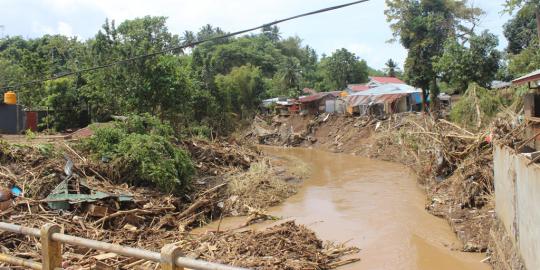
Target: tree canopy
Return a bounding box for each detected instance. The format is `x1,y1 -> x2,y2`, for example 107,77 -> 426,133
0,16 -> 375,135
385,0 -> 485,109
434,31 -> 501,92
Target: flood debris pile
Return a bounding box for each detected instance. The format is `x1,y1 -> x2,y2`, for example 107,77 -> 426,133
182,221 -> 360,269
225,158 -> 297,215
182,138 -> 258,176
0,130 -> 354,269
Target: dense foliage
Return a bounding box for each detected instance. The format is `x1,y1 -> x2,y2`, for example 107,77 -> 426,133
84,114 -> 194,194
434,31 -> 501,92
385,0 -> 489,105
0,16 -> 374,135
503,0 -> 540,77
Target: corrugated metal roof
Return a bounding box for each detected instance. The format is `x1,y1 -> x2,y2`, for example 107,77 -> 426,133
346,93 -> 409,107
370,77 -> 405,84
347,84 -> 370,92
512,69 -> 540,85
299,92 -> 339,103
350,83 -> 420,96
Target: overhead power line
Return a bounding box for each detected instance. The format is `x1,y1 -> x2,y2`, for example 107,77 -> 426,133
0,0 -> 370,91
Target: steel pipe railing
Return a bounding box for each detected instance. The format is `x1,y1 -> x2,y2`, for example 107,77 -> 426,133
0,222 -> 246,270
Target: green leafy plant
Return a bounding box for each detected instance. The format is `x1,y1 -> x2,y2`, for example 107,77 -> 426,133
450,84 -> 504,129
83,114 -> 194,194
25,129 -> 37,140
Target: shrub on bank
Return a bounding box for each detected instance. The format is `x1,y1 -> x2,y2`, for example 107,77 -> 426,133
83,114 -> 194,194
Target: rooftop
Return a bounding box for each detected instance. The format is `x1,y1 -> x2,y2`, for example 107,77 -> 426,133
370,76 -> 405,84
512,69 -> 540,85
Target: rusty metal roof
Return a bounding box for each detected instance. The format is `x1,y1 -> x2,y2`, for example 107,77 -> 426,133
513,69 -> 540,85
299,92 -> 339,103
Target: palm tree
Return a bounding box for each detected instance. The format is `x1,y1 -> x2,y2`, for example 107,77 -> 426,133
281,57 -> 302,95
385,59 -> 398,77
182,31 -> 196,47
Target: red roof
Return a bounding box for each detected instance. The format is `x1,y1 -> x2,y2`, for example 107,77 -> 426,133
370,77 -> 405,84
348,84 -> 370,92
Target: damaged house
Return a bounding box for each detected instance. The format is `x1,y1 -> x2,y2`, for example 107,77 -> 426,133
344,84 -> 422,116
298,91 -> 341,115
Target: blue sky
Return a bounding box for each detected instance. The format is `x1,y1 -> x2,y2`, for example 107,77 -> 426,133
0,0 -> 511,70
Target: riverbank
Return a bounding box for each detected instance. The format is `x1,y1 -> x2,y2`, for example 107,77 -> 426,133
246,112 -> 523,262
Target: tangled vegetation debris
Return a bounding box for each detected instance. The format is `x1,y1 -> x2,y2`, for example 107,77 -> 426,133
0,116 -> 357,269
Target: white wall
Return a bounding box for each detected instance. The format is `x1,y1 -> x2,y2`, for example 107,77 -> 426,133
494,145 -> 540,270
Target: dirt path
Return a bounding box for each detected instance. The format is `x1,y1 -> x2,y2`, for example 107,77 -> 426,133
198,147 -> 491,270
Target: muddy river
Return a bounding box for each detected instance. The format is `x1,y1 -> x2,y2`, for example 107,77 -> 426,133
199,147 -> 491,270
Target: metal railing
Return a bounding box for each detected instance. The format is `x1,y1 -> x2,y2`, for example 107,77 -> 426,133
0,222 -> 247,270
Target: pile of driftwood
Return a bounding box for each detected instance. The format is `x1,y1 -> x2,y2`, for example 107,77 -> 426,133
182,139 -> 258,175
0,140 -> 358,269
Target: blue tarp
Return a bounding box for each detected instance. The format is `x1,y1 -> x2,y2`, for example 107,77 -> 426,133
411,92 -> 422,104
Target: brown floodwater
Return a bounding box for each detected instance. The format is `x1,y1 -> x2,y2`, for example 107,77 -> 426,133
197,147 -> 491,270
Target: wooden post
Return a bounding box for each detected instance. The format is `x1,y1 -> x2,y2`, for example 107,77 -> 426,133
40,224 -> 62,270
161,244 -> 184,270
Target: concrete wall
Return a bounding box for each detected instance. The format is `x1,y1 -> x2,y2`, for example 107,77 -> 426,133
0,104 -> 25,134
494,145 -> 540,270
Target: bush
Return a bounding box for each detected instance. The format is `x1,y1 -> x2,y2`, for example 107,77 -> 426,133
119,113 -> 174,137
83,114 -> 194,194
116,134 -> 194,193
450,83 -> 503,129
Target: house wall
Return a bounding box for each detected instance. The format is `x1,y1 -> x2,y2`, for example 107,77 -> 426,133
325,100 -> 335,113
396,96 -> 408,112
494,145 -> 540,270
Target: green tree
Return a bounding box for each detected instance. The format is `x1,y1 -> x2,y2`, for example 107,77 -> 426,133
434,31 -> 501,92
41,78 -> 81,131
215,64 -> 265,121
503,1 -> 540,77
508,42 -> 540,76
279,57 -> 302,95
319,48 -> 368,90
503,2 -> 539,54
504,0 -> 540,41
384,59 -> 400,77
385,0 -> 483,111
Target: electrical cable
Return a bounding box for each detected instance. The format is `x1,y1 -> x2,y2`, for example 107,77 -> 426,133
0,0 -> 369,90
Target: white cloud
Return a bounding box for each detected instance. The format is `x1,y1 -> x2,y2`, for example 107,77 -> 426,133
32,21 -> 79,38
57,21 -> 73,36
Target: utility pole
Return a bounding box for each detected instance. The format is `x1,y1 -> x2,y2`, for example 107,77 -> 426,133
0,25 -> 5,38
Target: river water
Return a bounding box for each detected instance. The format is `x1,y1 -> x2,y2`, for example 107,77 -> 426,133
198,147 -> 490,270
